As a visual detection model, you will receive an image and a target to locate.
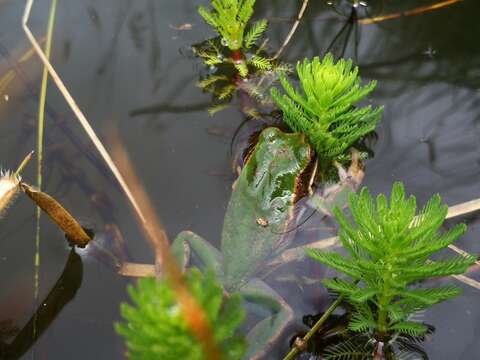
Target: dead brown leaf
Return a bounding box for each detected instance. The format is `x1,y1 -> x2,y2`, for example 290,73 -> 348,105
20,183 -> 91,247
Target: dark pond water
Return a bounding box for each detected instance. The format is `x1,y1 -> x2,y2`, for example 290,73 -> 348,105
0,0 -> 479,359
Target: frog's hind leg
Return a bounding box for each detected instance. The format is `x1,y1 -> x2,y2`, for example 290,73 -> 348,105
171,230 -> 223,279
240,278 -> 293,360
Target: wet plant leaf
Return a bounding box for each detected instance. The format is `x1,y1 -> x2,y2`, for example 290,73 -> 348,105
20,183 -> 91,247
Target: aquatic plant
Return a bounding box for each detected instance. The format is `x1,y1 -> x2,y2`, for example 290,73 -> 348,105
193,36 -> 290,114
308,182 -> 476,343
198,0 -> 266,54
115,269 -> 246,360
270,54 -> 383,166
195,0 -> 289,110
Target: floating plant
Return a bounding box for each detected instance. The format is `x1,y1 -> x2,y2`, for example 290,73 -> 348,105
116,269 -> 246,360
195,0 -> 290,114
271,54 -> 383,172
197,0 -> 271,73
308,182 -> 476,357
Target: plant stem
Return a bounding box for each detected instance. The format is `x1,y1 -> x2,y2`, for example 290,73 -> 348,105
283,295 -> 344,360
33,0 -> 57,346
14,151 -> 34,177
377,267 -> 393,341
273,0 -> 309,60
232,49 -> 243,62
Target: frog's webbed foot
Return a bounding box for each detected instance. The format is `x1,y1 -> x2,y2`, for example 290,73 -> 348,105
333,160 -> 348,182
239,278 -> 293,360
170,231 -> 223,279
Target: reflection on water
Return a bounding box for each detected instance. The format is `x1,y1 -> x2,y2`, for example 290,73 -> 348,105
0,0 -> 479,358
0,249 -> 82,359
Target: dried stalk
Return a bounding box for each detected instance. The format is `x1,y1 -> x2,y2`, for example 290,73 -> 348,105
272,0 -> 309,60
358,0 -> 463,25
22,0 -> 145,223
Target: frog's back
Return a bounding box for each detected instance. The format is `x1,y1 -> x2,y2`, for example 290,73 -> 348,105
221,127 -> 313,292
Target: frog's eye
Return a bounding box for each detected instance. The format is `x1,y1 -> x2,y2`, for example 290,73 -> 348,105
261,127 -> 278,143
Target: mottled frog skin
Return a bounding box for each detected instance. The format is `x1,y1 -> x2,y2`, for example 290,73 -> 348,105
172,127 -> 315,359
222,127 -> 314,291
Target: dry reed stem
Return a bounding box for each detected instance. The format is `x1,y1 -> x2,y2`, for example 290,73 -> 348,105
118,262 -> 156,277
111,140 -> 222,360
451,274 -> 480,290
272,0 -> 309,60
22,0 -> 145,223
358,0 -> 463,25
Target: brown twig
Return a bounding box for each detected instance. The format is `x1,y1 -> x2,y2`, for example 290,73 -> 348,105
272,0 -> 309,60
358,0 -> 463,25
22,0 -> 145,223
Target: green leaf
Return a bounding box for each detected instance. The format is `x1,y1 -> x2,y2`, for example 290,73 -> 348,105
323,338 -> 372,360
197,75 -> 229,89
115,268 -> 246,360
309,182 -> 476,341
247,55 -> 272,70
233,61 -> 249,77
308,250 -> 363,279
397,286 -> 461,306
198,0 -> 262,51
389,321 -> 428,337
244,19 -> 267,48
270,54 -> 382,164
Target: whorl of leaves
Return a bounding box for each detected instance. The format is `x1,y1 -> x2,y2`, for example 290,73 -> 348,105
115,269 -> 246,360
270,54 -> 382,165
199,0 -> 266,51
309,182 -> 476,338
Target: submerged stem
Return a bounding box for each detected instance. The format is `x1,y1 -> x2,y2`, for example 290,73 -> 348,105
283,295 -> 344,360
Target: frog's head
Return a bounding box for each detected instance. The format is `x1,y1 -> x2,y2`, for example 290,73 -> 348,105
243,127 -> 315,220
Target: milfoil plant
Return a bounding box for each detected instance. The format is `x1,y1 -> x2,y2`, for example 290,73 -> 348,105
195,0 -> 290,112
271,54 -> 383,171
198,0 -> 271,74
308,182 -> 475,348
116,269 -> 246,360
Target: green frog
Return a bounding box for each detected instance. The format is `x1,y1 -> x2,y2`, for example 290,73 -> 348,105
171,127 -> 316,359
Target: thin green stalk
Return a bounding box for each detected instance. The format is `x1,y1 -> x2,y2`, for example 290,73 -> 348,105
14,151 -> 34,177
33,0 -> 57,341
283,295 -> 344,360
377,269 -> 393,340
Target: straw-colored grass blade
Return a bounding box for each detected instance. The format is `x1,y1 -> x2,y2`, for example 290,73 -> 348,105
20,183 -> 91,247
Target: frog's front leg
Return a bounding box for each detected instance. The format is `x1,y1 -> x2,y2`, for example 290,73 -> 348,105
239,278 -> 293,360
171,231 -> 223,279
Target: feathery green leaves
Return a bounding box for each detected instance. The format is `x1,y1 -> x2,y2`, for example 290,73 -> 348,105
244,19 -> 267,49
308,182 -> 475,340
115,269 -> 246,360
198,0 -> 264,51
271,54 -> 383,165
